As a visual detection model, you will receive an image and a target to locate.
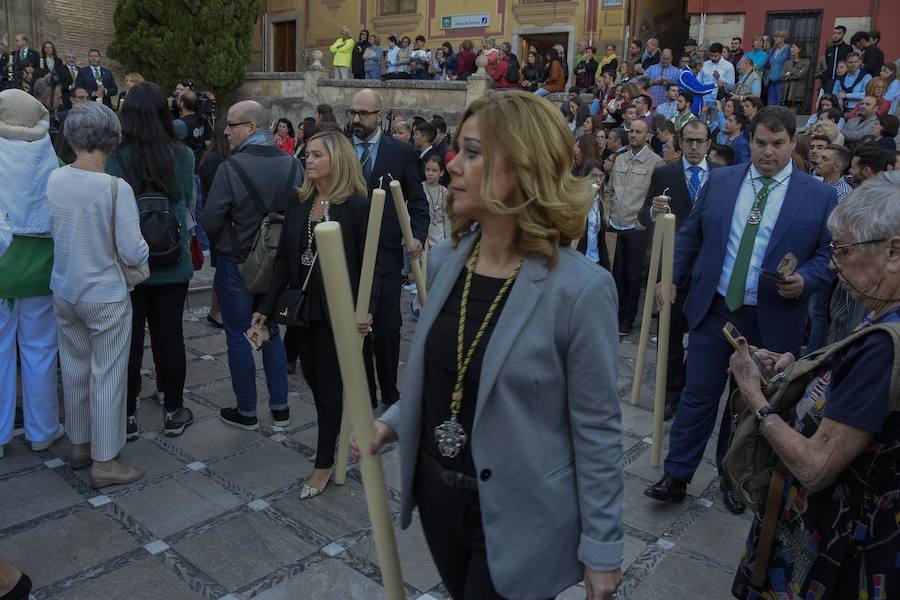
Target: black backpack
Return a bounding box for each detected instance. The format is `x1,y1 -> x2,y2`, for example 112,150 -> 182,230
115,155 -> 181,268
507,55 -> 520,82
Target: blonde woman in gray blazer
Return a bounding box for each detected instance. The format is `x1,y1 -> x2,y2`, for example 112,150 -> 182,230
356,91 -> 623,600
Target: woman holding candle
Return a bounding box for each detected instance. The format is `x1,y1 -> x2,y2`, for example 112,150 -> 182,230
355,91 -> 623,599
254,130 -> 377,499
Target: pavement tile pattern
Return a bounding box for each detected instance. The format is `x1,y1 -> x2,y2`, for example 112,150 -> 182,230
3,279 -> 750,599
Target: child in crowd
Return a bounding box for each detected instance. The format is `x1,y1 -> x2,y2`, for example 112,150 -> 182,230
408,154 -> 449,321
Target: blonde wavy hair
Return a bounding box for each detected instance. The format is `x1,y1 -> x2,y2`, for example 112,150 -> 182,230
809,120 -> 840,144
297,130 -> 367,204
447,91 -> 593,266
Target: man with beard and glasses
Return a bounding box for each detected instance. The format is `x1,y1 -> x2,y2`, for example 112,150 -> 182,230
348,89 -> 428,408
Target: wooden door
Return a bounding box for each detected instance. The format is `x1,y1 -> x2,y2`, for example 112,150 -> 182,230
273,21 -> 297,72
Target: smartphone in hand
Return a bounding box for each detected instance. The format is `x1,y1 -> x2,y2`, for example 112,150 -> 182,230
723,322 -> 773,386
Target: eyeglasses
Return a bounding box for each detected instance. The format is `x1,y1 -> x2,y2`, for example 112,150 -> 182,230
681,137 -> 709,147
225,121 -> 253,130
346,109 -> 380,120
829,238 -> 887,260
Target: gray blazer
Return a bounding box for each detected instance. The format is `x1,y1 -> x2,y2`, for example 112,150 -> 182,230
380,232 -> 624,599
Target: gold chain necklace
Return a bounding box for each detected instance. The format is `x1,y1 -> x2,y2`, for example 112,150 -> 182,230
434,240 -> 522,458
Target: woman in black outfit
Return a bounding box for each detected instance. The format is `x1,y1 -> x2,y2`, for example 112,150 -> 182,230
351,29 -> 371,80
254,130 -> 377,498
521,50 -> 544,91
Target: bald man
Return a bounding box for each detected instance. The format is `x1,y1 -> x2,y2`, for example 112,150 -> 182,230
348,89 -> 428,407
202,100 -> 304,430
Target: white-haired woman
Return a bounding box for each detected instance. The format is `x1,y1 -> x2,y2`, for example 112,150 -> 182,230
0,89 -> 64,460
47,101 -> 149,488
730,172 -> 900,599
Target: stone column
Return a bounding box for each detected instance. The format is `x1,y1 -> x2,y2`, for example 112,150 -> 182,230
465,54 -> 490,107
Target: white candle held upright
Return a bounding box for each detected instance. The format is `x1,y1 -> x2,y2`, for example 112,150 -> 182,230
314,222 -> 404,599
389,179 -> 427,304
334,188 -> 385,486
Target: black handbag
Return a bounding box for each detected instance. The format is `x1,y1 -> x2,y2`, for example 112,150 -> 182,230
275,252 -> 317,327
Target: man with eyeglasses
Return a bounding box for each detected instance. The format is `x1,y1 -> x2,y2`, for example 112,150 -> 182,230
639,120 -> 718,422
201,100 -> 304,431
347,89 -> 428,408
645,106 -> 837,516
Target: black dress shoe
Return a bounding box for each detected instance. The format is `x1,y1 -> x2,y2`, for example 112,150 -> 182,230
663,402 -> 676,422
721,480 -> 746,515
286,358 -> 297,375
644,473 -> 687,503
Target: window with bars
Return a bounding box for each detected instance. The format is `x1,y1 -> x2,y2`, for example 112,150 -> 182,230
381,0 -> 417,15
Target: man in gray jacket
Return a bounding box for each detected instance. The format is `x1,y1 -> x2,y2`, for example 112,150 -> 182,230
842,95 -> 877,149
201,100 -> 303,431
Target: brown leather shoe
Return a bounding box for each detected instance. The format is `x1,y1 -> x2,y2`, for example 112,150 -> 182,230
70,443 -> 92,470
90,460 -> 144,488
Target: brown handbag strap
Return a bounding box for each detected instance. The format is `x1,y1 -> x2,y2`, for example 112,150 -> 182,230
751,464 -> 789,588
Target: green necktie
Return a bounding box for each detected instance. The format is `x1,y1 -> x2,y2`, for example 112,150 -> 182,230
725,176 -> 775,311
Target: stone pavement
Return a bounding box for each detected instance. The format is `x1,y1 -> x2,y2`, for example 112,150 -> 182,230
3,279 -> 752,600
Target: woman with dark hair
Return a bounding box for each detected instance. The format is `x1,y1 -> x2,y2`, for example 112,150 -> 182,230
572,133 -> 600,175
874,114 -> 898,151
782,43 -> 811,113
198,117 -> 232,329
441,42 -> 456,79
803,94 -> 845,130
454,39 -> 476,81
105,82 -> 196,440
521,51 -> 544,91
535,47 -> 565,96
351,29 -> 371,80
273,117 -> 296,155
577,158 -> 611,270
37,41 -> 66,84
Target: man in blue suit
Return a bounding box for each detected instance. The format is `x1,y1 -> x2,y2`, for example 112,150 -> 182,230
74,49 -> 117,108
644,106 -> 837,514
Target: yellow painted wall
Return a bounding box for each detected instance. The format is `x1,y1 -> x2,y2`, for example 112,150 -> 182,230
251,0 -> 632,71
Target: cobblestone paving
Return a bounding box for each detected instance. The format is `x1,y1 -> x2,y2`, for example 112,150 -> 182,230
4,275 -> 750,599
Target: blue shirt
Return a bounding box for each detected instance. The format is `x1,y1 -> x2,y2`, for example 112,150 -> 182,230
726,134 -> 750,164
386,46 -> 400,73
655,100 -> 678,119
716,162 -> 793,305
586,195 -> 602,263
767,46 -> 790,82
353,128 -> 383,177
644,63 -> 681,110
745,49 -> 768,73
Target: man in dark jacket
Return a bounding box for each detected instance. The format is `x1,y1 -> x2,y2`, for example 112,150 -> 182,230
348,89 -> 428,407
202,100 -> 304,431
820,26 -> 852,95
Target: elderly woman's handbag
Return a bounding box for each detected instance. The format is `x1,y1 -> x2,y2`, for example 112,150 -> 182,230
275,252 -> 317,327
110,177 -> 150,288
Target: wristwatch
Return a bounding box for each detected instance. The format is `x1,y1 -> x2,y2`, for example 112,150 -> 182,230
755,405 -> 778,431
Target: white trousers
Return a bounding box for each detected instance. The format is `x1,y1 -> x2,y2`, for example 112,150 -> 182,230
54,297 -> 131,461
0,295 -> 60,446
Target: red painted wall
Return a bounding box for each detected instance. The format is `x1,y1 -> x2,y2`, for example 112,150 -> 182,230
686,0 -> 899,62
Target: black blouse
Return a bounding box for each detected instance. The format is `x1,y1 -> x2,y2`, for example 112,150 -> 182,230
421,270 -> 511,476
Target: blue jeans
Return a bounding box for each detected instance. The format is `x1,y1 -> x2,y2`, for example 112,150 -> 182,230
193,175 -> 210,251
767,81 -> 785,106
805,289 -> 830,354
534,87 -> 550,97
214,256 -> 288,416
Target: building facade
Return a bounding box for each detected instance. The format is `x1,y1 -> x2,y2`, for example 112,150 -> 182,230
2,0 -> 121,75
250,0 -> 687,76
686,0 -> 899,112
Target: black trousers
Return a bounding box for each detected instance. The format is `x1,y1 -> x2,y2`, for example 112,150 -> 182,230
665,291 -> 690,407
127,282 -> 189,416
296,320 -> 343,469
611,227 -> 649,324
366,269 -> 402,406
284,326 -> 301,363
415,459 -> 505,600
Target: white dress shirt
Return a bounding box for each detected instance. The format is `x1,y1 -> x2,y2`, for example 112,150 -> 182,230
716,162 -> 792,306
699,58 -> 735,104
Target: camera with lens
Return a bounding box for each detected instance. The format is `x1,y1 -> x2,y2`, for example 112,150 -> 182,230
196,92 -> 216,118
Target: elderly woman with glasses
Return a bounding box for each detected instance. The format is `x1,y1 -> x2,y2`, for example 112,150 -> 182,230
728,172 -> 900,599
